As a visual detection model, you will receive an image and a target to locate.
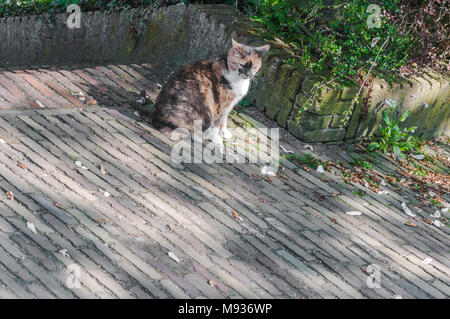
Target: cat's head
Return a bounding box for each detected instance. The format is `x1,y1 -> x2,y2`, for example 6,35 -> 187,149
227,39 -> 270,79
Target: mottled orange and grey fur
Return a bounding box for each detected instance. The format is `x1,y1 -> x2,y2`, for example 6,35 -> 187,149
151,39 -> 270,142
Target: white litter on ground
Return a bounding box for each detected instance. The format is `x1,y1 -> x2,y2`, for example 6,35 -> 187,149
168,252 -> 180,263
401,202 -> 416,217
26,221 -> 37,234
35,100 -> 45,108
280,145 -> 293,154
59,249 -> 70,258
411,154 -> 425,160
346,211 -> 362,216
430,211 -> 441,218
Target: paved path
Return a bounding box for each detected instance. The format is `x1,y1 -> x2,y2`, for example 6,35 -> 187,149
0,64 -> 449,299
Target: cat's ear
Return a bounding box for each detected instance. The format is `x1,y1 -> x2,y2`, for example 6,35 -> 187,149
231,39 -> 242,50
231,39 -> 243,56
255,44 -> 270,53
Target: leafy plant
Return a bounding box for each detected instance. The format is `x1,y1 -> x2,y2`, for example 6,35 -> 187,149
351,156 -> 373,170
286,152 -> 321,169
367,101 -> 422,158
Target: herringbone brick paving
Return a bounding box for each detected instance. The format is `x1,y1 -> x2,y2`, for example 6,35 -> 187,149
0,64 -> 448,298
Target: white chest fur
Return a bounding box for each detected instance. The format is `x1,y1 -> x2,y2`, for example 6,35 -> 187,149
223,71 -> 250,110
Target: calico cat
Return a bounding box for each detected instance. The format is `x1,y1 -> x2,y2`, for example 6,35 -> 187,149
150,39 -> 270,143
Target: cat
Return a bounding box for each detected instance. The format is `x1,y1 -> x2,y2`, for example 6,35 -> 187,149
150,39 -> 270,144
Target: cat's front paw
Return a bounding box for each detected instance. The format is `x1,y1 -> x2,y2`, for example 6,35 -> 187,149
220,128 -> 233,140
211,134 -> 224,145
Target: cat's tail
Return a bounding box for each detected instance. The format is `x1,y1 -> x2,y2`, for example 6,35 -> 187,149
131,91 -> 177,139
131,89 -> 155,124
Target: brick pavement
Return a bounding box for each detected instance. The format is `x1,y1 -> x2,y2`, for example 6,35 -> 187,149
0,64 -> 448,299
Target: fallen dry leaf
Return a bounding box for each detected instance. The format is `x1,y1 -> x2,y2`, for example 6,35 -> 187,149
86,99 -> 97,105
167,224 -> 174,231
100,164 -> 106,175
404,221 -> 417,227
95,219 -> 106,225
17,162 -> 27,169
331,218 -> 337,224
6,191 -> 14,201
53,202 -> 66,211
231,211 -> 244,221
303,165 -> 310,172
424,217 -> 433,225
208,280 -> 217,287
258,198 -> 267,203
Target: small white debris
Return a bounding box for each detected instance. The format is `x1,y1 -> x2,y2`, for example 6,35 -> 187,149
59,249 -> 70,258
428,191 -> 437,198
75,91 -> 86,102
421,257 -> 433,265
380,179 -> 387,186
75,160 -> 88,170
430,211 -> 441,218
442,207 -> 449,213
316,165 -> 324,174
133,111 -> 140,116
304,144 -> 314,151
411,94 -> 418,99
411,154 -> 425,160
0,138 -> 6,144
168,251 -> 180,263
399,178 -> 406,184
280,145 -> 293,154
346,211 -> 362,216
423,102 -> 429,108
136,97 -> 146,104
26,221 -> 37,234
394,295 -> 403,299
401,202 -> 416,217
261,165 -> 276,176
378,190 -> 390,195
99,189 -> 111,197
433,220 -> 441,228
385,99 -> 395,107
156,83 -> 162,88
35,100 -> 45,108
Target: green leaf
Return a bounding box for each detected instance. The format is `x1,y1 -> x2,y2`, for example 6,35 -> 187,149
382,110 -> 390,125
399,111 -> 411,122
367,142 -> 380,152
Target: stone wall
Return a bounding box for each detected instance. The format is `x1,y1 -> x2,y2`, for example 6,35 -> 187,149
0,4 -> 448,142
